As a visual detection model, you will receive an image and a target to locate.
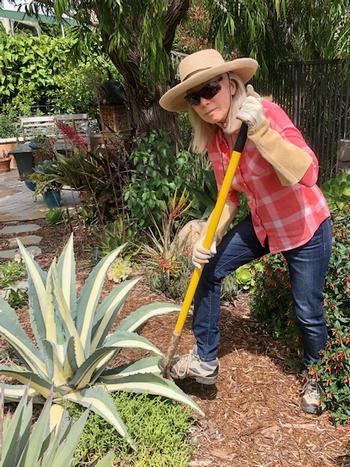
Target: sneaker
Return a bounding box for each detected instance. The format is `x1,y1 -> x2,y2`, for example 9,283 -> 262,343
301,378 -> 323,414
169,347 -> 219,385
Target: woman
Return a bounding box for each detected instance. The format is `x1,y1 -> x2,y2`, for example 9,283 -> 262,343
159,49 -> 332,415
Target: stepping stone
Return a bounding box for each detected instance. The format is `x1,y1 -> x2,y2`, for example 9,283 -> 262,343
7,235 -> 42,248
0,223 -> 41,236
0,245 -> 41,259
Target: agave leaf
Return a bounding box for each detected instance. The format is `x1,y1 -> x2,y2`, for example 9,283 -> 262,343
95,451 -> 114,467
43,341 -> 69,386
0,365 -> 60,399
50,410 -> 89,467
0,389 -> 32,467
57,233 -> 77,320
44,263 -> 57,343
1,385 -> 40,403
18,395 -> 52,467
40,411 -> 71,466
100,356 -> 161,381
51,267 -> 85,367
103,331 -> 163,358
61,386 -> 136,449
0,298 -> 47,377
17,240 -> 47,349
117,302 -> 180,333
49,403 -> 65,432
69,347 -> 117,390
76,245 -> 126,355
65,336 -> 78,375
91,277 -> 140,352
103,373 -> 205,417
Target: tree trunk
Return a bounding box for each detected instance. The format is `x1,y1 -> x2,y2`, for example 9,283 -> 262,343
105,43 -> 179,141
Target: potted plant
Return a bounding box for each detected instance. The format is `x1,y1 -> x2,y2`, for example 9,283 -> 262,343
28,160 -> 64,208
0,113 -> 19,170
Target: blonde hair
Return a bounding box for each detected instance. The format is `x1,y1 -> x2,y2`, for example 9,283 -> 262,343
188,73 -> 247,154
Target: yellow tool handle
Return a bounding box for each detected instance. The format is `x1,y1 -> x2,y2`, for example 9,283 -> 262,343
174,123 -> 248,335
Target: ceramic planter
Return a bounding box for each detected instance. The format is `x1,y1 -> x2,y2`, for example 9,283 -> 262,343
43,190 -> 61,208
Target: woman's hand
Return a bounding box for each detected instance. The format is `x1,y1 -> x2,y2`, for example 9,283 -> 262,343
192,238 -> 217,269
236,84 -> 265,133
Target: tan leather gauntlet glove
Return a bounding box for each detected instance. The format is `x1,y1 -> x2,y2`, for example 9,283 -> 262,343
237,86 -> 312,186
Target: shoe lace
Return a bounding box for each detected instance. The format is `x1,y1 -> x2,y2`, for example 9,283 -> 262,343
175,349 -> 200,378
303,379 -> 321,397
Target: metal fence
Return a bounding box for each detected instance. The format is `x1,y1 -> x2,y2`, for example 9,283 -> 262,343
256,59 -> 350,183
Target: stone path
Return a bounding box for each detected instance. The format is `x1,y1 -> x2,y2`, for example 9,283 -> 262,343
0,169 -> 80,260
0,169 -> 80,222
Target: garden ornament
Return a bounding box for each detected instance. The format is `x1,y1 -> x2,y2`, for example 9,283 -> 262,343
159,122 -> 248,378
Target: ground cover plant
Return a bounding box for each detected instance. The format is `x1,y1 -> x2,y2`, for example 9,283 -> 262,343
251,173 -> 350,424
0,235 -> 203,450
0,260 -> 26,288
70,392 -> 193,466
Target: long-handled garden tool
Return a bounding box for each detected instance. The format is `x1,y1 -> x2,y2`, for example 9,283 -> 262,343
160,122 -> 248,378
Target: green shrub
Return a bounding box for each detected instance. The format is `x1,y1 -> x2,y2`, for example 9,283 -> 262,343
0,113 -> 18,138
7,288 -> 27,309
45,207 -> 65,225
71,392 -> 194,466
123,131 -> 193,228
251,206 -> 350,423
0,260 -> 26,288
0,32 -> 113,116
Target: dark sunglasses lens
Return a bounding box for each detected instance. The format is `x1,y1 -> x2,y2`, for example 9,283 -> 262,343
185,79 -> 222,106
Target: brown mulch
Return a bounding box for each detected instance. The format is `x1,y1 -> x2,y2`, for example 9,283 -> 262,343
1,219 -> 349,467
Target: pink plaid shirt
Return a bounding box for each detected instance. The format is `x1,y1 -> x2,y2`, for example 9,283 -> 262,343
207,100 -> 330,253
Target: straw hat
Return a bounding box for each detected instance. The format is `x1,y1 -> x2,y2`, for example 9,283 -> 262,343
159,49 -> 258,112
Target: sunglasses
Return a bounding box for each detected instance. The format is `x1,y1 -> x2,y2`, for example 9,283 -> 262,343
185,77 -> 223,106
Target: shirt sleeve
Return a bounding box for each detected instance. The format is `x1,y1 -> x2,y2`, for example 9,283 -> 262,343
263,101 -> 319,187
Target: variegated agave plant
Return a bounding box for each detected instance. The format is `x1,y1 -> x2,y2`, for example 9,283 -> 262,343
0,235 -> 203,449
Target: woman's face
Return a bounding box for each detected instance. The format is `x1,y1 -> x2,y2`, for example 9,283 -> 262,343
187,74 -> 237,125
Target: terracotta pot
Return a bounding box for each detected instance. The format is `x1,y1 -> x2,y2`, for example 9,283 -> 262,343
0,157 -> 11,173
0,138 -> 18,169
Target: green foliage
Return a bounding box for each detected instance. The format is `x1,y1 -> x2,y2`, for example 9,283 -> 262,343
0,388 -> 91,467
45,208 -> 65,225
251,205 -> 350,423
123,132 -> 192,228
0,260 -> 26,288
0,114 -> 18,139
209,0 -> 350,76
70,392 -> 193,466
0,236 -> 203,449
96,216 -> 137,257
0,32 -> 112,116
148,255 -> 193,301
7,288 -> 27,309
29,160 -> 63,196
107,256 -> 133,283
321,172 -> 350,212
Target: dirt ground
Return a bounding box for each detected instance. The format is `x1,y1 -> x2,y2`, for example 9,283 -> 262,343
1,220 -> 349,467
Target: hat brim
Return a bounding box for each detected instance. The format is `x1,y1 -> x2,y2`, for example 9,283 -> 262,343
159,58 -> 258,112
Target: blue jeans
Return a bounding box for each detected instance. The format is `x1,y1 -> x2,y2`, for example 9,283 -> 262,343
193,215 -> 332,369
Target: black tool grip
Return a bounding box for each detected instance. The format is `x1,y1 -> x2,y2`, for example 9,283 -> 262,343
234,122 -> 248,153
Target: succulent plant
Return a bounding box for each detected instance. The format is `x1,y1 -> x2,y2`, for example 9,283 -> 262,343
0,235 -> 203,449
0,386 -> 113,467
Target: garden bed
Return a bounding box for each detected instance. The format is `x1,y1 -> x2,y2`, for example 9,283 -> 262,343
0,219 -> 349,466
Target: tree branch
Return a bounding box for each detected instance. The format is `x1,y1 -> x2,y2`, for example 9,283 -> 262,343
164,0 -> 190,53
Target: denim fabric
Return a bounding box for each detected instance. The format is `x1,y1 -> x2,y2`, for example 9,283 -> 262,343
192,215 -> 332,369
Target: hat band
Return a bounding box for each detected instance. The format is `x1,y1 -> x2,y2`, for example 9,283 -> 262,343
183,67 -> 211,81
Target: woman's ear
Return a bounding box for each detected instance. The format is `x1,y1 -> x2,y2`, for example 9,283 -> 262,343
230,79 -> 237,96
